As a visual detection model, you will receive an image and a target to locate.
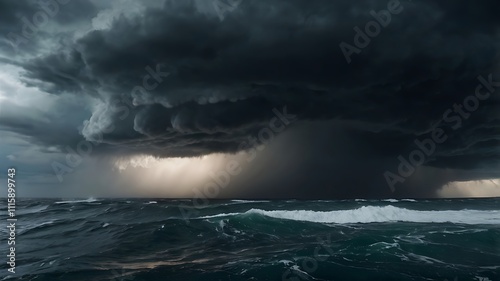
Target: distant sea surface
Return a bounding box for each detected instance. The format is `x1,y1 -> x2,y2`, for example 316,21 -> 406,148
1,198 -> 499,281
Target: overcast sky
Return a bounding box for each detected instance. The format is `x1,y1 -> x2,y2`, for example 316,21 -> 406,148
0,0 -> 499,198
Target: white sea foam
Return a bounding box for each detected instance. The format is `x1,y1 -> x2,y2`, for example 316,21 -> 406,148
200,212 -> 241,219
230,200 -> 270,203
200,206 -> 500,225
369,242 -> 400,249
278,260 -> 293,266
55,197 -> 98,204
200,205 -> 500,224
428,229 -> 488,234
247,206 -> 500,224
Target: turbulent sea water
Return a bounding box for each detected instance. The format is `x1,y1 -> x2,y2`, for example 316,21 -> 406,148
1,198 -> 499,281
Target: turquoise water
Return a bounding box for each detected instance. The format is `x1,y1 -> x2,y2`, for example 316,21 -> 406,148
1,198 -> 499,280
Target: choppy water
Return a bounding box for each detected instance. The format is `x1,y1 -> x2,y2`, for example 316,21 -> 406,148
1,198 -> 499,280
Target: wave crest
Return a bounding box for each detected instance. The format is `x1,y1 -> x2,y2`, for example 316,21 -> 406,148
208,206 -> 500,225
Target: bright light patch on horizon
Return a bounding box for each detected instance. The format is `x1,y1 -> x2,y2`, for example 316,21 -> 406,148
438,179 -> 500,198
111,153 -> 250,197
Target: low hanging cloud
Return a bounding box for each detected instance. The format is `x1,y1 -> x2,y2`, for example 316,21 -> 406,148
1,0 -> 499,198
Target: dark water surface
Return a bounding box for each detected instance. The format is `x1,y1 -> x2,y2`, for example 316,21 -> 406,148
1,198 -> 499,281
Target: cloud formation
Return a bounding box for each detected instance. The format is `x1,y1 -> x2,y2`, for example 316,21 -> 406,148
0,0 -> 499,198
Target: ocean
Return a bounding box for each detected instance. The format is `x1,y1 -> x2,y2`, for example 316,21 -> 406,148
1,198 -> 499,281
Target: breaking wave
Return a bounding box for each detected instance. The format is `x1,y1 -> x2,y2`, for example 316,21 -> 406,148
201,206 -> 500,225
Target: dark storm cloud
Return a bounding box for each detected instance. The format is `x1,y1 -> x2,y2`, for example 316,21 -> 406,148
0,0 -> 97,55
0,98 -> 91,148
0,0 -> 96,27
21,49 -> 98,95
2,0 -> 500,197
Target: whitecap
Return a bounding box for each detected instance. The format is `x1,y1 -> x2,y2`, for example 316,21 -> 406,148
196,206 -> 500,225
279,260 -> 293,266
198,212 -> 241,219
55,197 -> 98,204
244,206 -> 500,225
369,242 -> 400,249
230,200 -> 270,203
